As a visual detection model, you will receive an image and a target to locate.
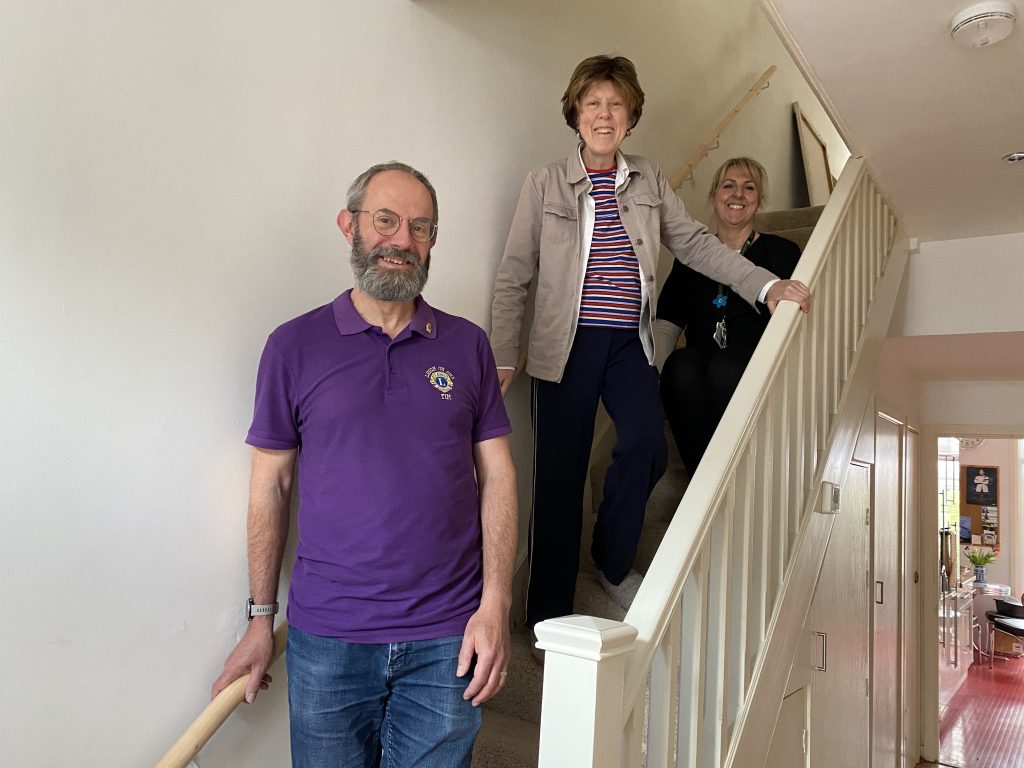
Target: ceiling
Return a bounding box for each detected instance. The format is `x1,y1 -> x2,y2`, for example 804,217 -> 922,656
766,0 -> 1024,243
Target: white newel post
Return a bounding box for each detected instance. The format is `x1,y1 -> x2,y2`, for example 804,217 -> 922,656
534,615 -> 638,768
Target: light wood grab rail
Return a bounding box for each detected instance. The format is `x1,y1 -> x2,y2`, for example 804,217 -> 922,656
155,621 -> 289,768
670,65 -> 777,190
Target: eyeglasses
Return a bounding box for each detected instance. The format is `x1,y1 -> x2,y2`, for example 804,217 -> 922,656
352,209 -> 437,243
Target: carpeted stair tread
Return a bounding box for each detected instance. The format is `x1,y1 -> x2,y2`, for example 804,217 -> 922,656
471,708 -> 540,768
754,205 -> 824,232
483,630 -> 544,724
573,569 -> 628,622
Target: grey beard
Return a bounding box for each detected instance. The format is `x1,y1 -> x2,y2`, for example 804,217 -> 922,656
350,232 -> 429,303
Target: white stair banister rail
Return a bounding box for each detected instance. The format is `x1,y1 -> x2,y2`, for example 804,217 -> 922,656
536,156 -> 898,767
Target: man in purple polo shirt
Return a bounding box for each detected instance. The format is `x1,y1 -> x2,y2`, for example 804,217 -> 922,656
212,162 -> 518,767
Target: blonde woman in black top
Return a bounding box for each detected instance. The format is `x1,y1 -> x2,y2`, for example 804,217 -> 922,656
654,157 -> 801,476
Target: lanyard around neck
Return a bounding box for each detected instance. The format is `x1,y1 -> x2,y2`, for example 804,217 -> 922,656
713,231 -> 756,309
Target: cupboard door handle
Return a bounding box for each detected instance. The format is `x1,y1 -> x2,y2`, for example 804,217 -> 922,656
875,580 -> 884,605
814,631 -> 827,672
940,602 -> 946,647
953,602 -> 960,667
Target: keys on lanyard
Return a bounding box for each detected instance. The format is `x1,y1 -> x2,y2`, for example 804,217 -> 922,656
710,231 -> 756,351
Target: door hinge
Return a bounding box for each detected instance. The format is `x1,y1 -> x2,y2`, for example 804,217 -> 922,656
865,507 -> 871,526
802,728 -> 808,755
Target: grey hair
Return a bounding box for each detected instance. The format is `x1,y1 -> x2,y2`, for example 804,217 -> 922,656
345,161 -> 439,224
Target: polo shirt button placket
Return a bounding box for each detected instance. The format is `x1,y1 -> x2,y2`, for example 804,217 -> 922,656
385,347 -> 400,394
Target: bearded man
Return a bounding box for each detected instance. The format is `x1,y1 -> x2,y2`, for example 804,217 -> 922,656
212,162 -> 517,768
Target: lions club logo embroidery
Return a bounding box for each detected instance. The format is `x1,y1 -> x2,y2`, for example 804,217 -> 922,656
425,366 -> 455,400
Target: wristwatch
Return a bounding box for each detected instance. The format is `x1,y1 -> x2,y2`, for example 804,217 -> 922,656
247,598 -> 279,621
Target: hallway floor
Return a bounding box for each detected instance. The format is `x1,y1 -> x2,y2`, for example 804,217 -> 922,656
936,653 -> 1024,768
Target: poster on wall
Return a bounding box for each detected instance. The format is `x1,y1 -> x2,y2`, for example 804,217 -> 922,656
965,465 -> 998,506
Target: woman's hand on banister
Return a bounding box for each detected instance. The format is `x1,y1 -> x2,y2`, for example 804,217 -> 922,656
765,279 -> 812,314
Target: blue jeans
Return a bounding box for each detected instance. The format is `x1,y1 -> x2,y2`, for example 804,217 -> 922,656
286,627 -> 481,767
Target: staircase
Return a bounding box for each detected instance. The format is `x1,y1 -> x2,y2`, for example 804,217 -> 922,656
474,427 -> 690,768
472,203 -> 827,767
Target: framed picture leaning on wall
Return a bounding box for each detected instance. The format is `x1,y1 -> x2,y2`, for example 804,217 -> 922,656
964,465 -> 997,506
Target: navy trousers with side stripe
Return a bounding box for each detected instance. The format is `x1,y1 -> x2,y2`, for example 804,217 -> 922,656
526,327 -> 667,628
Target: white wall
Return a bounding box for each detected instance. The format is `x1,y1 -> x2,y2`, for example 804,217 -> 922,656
0,1 -> 841,765
894,232 -> 1024,337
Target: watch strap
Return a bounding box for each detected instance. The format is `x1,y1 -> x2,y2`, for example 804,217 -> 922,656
247,598 -> 280,620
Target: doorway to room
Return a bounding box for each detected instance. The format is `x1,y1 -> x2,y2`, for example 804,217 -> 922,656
933,435 -> 1023,768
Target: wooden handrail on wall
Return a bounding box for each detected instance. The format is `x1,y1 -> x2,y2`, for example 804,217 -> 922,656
155,621 -> 289,768
670,65 -> 777,190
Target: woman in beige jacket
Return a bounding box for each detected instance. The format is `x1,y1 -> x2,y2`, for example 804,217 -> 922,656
490,55 -> 810,634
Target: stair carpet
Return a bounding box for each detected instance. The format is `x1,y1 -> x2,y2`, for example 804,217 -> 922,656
472,430 -> 688,768
753,205 -> 823,252
471,206 -> 822,767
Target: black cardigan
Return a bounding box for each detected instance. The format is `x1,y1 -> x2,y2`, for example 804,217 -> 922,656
656,232 -> 801,355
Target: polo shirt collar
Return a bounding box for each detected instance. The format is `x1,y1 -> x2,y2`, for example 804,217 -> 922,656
332,289 -> 438,339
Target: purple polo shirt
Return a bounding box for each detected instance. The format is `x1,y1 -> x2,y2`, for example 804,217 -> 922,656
246,290 -> 511,642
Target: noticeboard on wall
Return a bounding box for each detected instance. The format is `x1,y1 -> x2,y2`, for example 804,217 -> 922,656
961,465 -> 999,548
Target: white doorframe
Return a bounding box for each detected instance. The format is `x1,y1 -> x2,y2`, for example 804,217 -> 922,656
904,426 -> 920,768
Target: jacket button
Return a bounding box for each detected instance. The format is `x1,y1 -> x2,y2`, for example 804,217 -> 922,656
636,239 -> 644,246
622,205 -> 630,212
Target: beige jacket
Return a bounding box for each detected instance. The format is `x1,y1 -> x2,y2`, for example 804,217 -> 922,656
490,149 -> 776,383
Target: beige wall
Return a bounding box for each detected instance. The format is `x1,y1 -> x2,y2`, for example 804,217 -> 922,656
0,1 -> 844,764
920,381 -> 1024,426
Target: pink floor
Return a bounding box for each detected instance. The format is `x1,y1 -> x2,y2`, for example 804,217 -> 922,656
939,654 -> 1024,768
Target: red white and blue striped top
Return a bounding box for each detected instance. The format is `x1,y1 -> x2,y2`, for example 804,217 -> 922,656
578,168 -> 642,329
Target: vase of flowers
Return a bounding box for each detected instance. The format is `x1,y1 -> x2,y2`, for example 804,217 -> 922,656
966,547 -> 997,583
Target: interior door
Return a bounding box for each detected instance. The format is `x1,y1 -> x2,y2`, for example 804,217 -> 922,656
873,412 -> 904,768
766,686 -> 809,768
809,462 -> 871,768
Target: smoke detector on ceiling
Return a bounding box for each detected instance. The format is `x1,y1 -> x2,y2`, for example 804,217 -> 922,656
950,1 -> 1017,47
